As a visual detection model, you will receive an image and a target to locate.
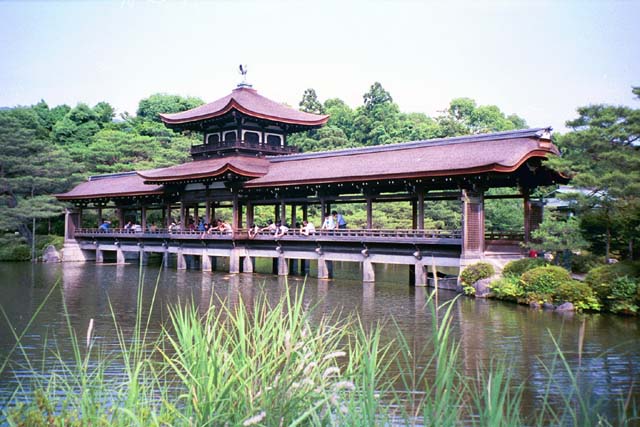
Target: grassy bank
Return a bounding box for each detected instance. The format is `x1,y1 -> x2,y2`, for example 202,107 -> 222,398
0,234 -> 63,262
1,277 -> 637,426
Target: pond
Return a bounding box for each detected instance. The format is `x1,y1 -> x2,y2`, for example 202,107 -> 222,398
0,261 -> 638,423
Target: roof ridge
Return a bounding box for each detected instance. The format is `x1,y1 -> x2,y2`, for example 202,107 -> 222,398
89,171 -> 139,181
268,127 -> 551,163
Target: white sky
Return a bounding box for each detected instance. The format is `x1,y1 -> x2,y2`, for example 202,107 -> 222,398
1,0 -> 638,132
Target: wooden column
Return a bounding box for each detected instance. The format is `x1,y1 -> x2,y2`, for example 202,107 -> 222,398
290,204 -> 297,227
461,189 -> 485,259
232,195 -> 241,230
246,201 -> 254,227
417,190 -> 425,230
366,197 -> 373,229
411,199 -> 418,229
179,202 -> 186,230
280,201 -> 286,225
302,204 -> 308,222
274,204 -> 279,222
97,208 -> 103,226
205,200 -> 211,224
141,206 -> 147,230
320,200 -> 326,218
165,204 -> 171,227
117,208 -> 124,229
193,205 -> 199,223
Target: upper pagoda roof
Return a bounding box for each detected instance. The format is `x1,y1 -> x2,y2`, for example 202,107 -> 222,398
159,86 -> 329,127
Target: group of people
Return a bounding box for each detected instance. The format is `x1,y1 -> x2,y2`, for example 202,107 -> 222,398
321,211 -> 347,230
246,210 -> 346,239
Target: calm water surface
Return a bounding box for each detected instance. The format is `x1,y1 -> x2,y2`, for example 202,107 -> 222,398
0,261 -> 639,422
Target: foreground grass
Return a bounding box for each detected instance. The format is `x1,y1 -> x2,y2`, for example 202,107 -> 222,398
0,276 -> 638,426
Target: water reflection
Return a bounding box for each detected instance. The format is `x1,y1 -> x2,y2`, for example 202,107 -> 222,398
0,262 -> 638,420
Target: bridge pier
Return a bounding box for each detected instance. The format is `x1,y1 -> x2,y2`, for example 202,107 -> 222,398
363,259 -> 375,282
139,249 -> 148,266
229,249 -> 240,273
116,247 -> 126,265
96,247 -> 104,264
414,262 -> 428,287
278,255 -> 289,276
177,250 -> 187,270
318,257 -> 330,279
201,252 -> 212,272
243,256 -> 254,273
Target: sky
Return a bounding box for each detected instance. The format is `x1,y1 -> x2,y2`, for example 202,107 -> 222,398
0,0 -> 638,133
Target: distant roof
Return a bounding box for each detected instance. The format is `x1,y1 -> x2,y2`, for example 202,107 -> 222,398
246,128 -> 558,187
137,156 -> 270,184
56,172 -> 163,200
159,86 -> 329,126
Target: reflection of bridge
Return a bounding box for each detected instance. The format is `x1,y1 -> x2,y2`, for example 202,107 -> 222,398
68,227 -> 525,285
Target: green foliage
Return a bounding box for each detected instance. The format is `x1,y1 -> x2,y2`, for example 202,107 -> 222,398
606,276 -> 639,314
552,280 -> 601,311
585,262 -> 640,299
489,275 -> 524,301
520,266 -> 573,302
503,258 -> 547,277
136,93 -> 204,122
529,213 -> 587,254
460,262 -> 495,295
571,252 -> 603,274
299,88 -> 325,114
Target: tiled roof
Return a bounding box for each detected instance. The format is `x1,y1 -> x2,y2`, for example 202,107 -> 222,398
56,172 -> 164,200
137,156 -> 270,183
246,129 -> 558,187
160,86 -> 329,126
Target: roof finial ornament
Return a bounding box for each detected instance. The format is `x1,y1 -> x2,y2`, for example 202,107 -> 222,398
238,64 -> 252,88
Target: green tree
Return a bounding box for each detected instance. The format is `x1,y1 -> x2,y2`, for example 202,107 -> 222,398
0,107 -> 78,246
136,93 -> 204,122
299,88 -> 324,114
363,82 -> 393,112
550,86 -> 640,259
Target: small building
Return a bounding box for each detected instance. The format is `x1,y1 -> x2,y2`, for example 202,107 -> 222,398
55,81 -> 566,284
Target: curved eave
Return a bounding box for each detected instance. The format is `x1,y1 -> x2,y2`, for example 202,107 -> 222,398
160,99 -> 329,127
138,164 -> 266,184
55,189 -> 164,201
245,150 -> 557,189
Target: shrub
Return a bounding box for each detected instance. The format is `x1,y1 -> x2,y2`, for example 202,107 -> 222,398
585,262 -> 640,301
606,276 -> 639,314
489,275 -> 523,302
460,262 -> 495,295
520,266 -> 573,303
502,258 -> 546,277
570,252 -> 603,274
552,280 -> 601,311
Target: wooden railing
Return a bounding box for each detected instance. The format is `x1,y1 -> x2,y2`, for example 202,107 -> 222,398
190,140 -> 299,155
74,227 -> 462,241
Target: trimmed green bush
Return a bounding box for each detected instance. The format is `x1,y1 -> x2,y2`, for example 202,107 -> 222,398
520,266 -> 573,303
552,280 -> 601,311
502,258 -> 546,277
605,276 -> 639,314
489,275 -> 523,302
460,262 -> 495,295
585,262 -> 640,301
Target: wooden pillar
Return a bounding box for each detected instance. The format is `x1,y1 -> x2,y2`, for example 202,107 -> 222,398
417,190 -> 425,230
274,204 -> 279,222
232,195 -> 241,230
461,189 -> 485,259
211,204 -> 216,223
411,199 -> 418,229
320,200 -> 326,219
246,201 -> 254,227
280,201 -> 287,225
193,205 -> 199,223
205,200 -> 211,224
141,206 -> 147,230
97,208 -> 103,226
179,202 -> 186,230
290,204 -> 297,227
117,208 -> 124,229
302,204 -> 308,222
165,204 -> 171,227
366,197 -> 373,229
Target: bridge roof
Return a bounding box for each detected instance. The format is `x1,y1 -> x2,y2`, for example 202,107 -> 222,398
56,172 -> 164,200
159,86 -> 329,127
246,128 -> 558,187
137,156 -> 270,184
